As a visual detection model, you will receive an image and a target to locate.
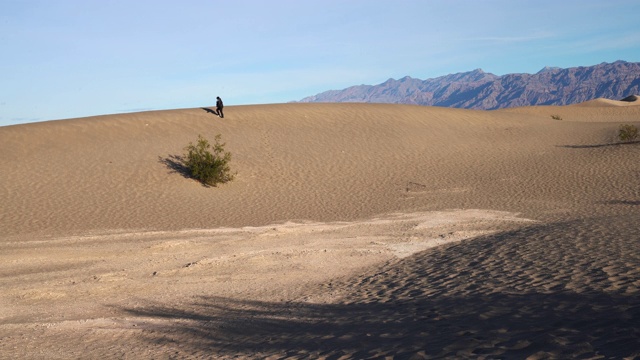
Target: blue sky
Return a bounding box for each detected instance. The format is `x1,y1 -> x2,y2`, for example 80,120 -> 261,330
1,0 -> 640,126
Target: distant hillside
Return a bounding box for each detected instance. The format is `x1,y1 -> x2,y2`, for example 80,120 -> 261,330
298,61 -> 640,109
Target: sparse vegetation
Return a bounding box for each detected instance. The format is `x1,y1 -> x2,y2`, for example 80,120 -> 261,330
551,115 -> 562,120
183,134 -> 234,186
618,124 -> 639,142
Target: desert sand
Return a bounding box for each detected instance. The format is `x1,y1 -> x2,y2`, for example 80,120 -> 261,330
1,100 -> 639,359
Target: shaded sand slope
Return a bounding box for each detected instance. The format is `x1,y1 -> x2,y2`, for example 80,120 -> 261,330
1,103 -> 639,358
116,215 -> 640,359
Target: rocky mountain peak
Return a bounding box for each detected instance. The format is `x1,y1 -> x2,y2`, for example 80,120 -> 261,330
298,61 -> 640,109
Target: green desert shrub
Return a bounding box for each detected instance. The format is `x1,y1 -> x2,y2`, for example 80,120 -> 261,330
551,114 -> 562,120
618,124 -> 639,142
183,134 -> 234,186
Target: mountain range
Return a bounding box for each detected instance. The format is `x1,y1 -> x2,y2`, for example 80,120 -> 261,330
298,60 -> 640,109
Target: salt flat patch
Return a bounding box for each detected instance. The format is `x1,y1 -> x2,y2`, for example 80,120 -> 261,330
387,230 -> 489,259
0,209 -> 531,327
366,210 -> 534,258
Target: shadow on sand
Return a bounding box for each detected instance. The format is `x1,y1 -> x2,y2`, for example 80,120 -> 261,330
157,155 -> 212,188
557,140 -> 640,149
158,155 -> 190,179
121,216 -> 640,358
122,291 -> 639,358
604,200 -> 640,206
201,107 -> 219,116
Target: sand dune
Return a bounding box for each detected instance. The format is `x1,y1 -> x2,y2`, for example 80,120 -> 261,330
1,103 -> 639,358
576,97 -> 640,107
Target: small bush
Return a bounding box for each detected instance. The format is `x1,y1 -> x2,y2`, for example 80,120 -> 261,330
618,124 -> 639,142
551,115 -> 562,120
183,134 -> 234,186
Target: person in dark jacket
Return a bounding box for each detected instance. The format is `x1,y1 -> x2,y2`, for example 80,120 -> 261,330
216,96 -> 224,118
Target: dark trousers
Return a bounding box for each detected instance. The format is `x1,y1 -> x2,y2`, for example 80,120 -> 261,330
217,107 -> 224,118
